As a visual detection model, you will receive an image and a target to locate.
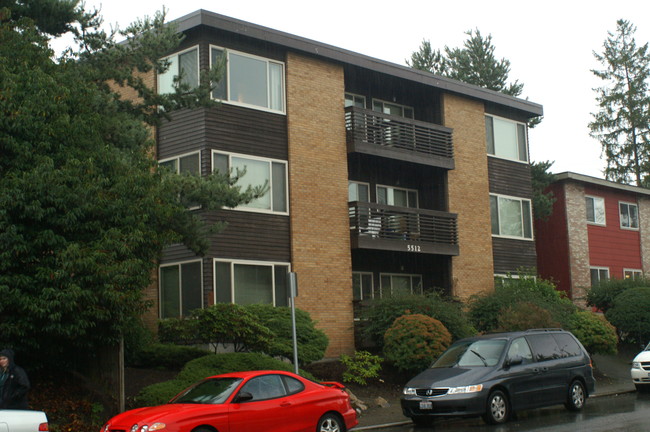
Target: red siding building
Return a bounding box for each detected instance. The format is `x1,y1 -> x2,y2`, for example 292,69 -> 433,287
535,172 -> 650,304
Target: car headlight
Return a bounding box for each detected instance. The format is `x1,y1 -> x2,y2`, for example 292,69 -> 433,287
447,384 -> 483,394
403,387 -> 417,395
146,424 -> 166,432
633,361 -> 641,369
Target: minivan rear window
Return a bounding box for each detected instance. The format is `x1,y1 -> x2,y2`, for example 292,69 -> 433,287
527,334 -> 562,361
552,333 -> 582,357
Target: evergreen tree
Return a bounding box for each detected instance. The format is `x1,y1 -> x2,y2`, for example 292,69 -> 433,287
590,19 -> 650,186
530,161 -> 557,221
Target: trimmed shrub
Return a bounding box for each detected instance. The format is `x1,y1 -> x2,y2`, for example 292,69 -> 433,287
568,311 -> 618,355
135,352 -> 315,407
587,277 -> 650,313
606,287 -> 650,344
383,314 -> 452,373
244,304 -> 328,365
340,351 -> 382,386
361,293 -> 475,348
128,343 -> 211,370
496,302 -> 560,332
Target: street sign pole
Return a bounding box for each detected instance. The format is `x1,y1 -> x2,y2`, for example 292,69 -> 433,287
288,272 -> 299,374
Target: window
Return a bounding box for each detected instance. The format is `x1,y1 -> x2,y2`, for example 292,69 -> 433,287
620,202 -> 639,229
372,99 -> 414,118
526,334 -> 562,361
214,260 -> 289,306
506,337 -> 533,365
159,260 -> 203,319
377,185 -> 418,208
348,181 -> 370,202
345,93 -> 366,108
485,115 -> 528,162
158,47 -> 199,95
239,375 -> 286,401
590,267 -> 609,286
213,151 -> 288,214
159,152 -> 201,175
211,47 -> 285,113
586,196 -> 606,225
380,273 -> 423,297
624,269 -> 643,280
490,194 -> 533,239
352,272 -> 375,301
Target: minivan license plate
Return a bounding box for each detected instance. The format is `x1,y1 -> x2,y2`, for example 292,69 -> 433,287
419,401 -> 432,410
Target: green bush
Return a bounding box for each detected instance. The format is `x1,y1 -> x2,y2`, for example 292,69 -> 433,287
128,343 -> 211,370
568,311 -> 618,355
587,277 -> 650,313
135,352 -> 315,407
340,351 -> 382,386
383,314 -> 452,373
360,293 -> 475,348
496,302 -> 560,331
469,277 -> 576,332
244,304 -> 328,365
606,287 -> 650,344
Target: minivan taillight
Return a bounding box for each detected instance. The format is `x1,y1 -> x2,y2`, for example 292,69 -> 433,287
39,422 -> 49,431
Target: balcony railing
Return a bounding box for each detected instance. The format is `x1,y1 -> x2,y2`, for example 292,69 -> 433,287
349,202 -> 459,256
345,106 -> 454,168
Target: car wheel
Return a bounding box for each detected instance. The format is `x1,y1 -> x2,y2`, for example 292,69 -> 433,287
482,390 -> 509,425
565,380 -> 586,411
316,413 -> 345,432
411,415 -> 434,427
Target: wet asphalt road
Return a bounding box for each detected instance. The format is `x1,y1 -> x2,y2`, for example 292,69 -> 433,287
375,392 -> 650,432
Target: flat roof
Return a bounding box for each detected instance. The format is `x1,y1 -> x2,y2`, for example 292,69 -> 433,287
172,9 -> 543,118
554,171 -> 650,197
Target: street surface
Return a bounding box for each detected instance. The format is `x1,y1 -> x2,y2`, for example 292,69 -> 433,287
372,392 -> 649,431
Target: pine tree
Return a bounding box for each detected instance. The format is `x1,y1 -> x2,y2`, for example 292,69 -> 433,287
590,19 -> 650,186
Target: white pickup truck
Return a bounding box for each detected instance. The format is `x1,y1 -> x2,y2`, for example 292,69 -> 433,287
0,410 -> 48,432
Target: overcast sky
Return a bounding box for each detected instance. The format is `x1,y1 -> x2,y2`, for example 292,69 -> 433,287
56,0 -> 650,178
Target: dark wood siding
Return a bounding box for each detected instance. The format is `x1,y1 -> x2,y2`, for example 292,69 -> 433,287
158,109 -> 206,160
488,157 -> 533,198
492,237 -> 537,274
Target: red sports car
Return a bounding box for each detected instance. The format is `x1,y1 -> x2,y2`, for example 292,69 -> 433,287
100,370 -> 358,432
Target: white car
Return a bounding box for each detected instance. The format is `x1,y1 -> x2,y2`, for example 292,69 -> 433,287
631,342 -> 650,391
0,410 -> 48,432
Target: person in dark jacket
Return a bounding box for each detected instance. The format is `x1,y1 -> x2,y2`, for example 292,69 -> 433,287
0,348 -> 30,410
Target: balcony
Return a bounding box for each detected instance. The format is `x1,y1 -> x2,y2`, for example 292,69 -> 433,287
349,202 -> 459,256
345,106 -> 454,169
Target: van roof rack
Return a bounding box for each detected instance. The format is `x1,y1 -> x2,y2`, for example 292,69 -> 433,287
525,328 -> 564,332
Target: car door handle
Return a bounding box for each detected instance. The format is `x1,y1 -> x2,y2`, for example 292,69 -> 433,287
533,367 -> 548,373
280,401 -> 292,407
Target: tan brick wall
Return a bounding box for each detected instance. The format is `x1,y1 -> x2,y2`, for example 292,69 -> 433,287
443,94 -> 494,299
285,52 -> 355,357
564,182 -> 590,305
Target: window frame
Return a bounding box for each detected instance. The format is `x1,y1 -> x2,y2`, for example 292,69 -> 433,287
345,93 -> 366,108
209,45 -> 286,115
619,201 -> 639,230
624,269 -> 643,280
158,46 -> 200,95
585,195 -> 606,226
352,271 -> 375,301
490,193 -> 534,240
590,266 -> 610,286
212,150 -> 289,215
376,184 -> 419,208
485,114 -> 528,163
213,258 -> 291,307
371,99 -> 414,119
159,259 -> 204,319
348,181 -> 370,202
379,273 -> 423,297
159,151 -> 202,175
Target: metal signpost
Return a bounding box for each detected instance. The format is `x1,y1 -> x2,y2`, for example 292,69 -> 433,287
288,272 -> 299,374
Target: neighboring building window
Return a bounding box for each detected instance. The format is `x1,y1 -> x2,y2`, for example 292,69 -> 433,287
210,47 -> 285,113
159,152 -> 201,175
372,99 -> 414,118
585,196 -> 606,225
345,93 -> 366,108
485,115 -> 528,162
348,181 -> 370,202
377,185 -> 418,208
214,260 -> 289,307
352,272 -> 375,300
490,194 -> 533,239
159,260 -> 203,319
619,202 -> 639,229
590,267 -> 609,286
380,273 -> 423,297
624,269 -> 643,280
213,151 -> 288,214
158,47 -> 199,95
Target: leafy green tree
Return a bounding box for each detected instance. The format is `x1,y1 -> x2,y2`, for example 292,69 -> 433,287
590,19 -> 650,186
587,276 -> 650,312
569,311 -> 618,355
530,160 -> 556,221
0,1 -> 259,367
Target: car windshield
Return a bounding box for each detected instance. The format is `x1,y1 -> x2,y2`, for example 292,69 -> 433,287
171,378 -> 242,404
432,339 -> 507,368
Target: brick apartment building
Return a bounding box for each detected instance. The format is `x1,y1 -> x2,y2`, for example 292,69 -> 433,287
536,172 -> 650,304
145,10 -> 543,356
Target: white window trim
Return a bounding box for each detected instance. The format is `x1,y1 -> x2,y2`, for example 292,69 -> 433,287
590,266 -> 610,284
623,268 -> 643,279
158,46 -> 200,95
212,150 -> 289,216
585,195 -> 606,226
619,201 -> 639,230
371,98 -> 414,118
159,150 -> 201,174
213,258 -> 291,307
209,45 -> 286,115
159,259 -> 204,318
486,114 -> 529,164
379,272 -> 423,297
490,193 -> 534,241
352,271 -> 374,301
348,181 -> 370,202
376,184 -> 419,208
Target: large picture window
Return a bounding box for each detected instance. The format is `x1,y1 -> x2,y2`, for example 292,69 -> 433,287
159,260 -> 203,319
158,47 -> 199,95
619,201 -> 639,229
490,194 -> 533,239
213,151 -> 288,214
211,47 -> 285,113
380,273 -> 423,297
586,196 -> 606,225
214,260 -> 290,307
486,115 -> 528,162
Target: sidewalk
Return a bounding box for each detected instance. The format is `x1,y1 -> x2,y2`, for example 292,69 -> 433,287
351,352 -> 636,430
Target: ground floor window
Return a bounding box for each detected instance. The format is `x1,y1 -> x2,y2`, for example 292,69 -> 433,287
590,267 -> 609,286
352,272 -> 375,300
380,273 -> 423,297
624,269 -> 643,280
214,259 -> 290,306
159,260 -> 203,319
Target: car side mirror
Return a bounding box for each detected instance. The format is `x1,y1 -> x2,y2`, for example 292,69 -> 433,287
506,355 -> 523,367
233,391 -> 254,403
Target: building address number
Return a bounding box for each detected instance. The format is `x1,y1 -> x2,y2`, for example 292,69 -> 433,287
407,244 -> 421,252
